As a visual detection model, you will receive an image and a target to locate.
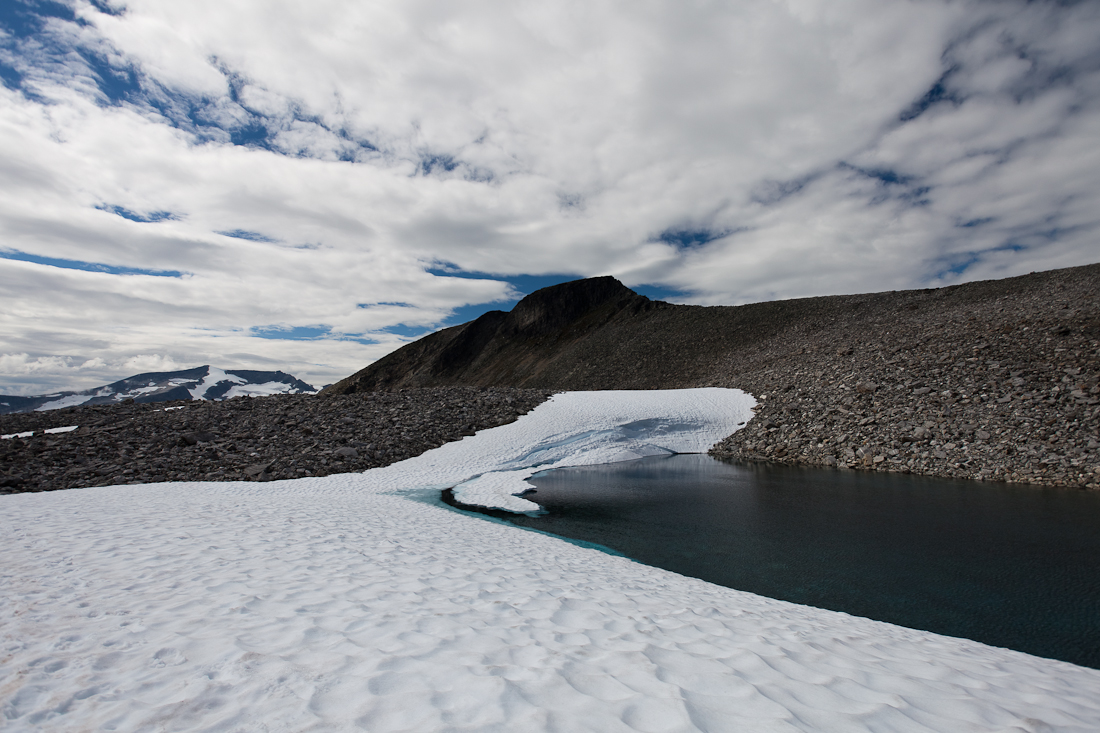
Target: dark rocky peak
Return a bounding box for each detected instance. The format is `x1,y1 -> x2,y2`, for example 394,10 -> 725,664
320,276 -> 655,394
501,276 -> 647,337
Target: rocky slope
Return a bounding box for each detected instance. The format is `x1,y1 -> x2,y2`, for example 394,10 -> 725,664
0,388 -> 550,493
326,265 -> 1100,489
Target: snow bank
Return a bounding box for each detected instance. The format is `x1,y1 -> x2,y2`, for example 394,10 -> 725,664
2,388 -> 1098,732
429,388 -> 757,511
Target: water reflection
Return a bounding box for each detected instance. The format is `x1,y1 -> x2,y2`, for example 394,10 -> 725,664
471,454 -> 1100,669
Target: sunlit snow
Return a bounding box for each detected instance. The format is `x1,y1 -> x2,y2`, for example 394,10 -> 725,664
2,389 -> 1098,732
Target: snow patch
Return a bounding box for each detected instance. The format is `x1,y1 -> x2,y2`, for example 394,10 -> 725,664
187,366 -> 245,400
430,389 -> 755,512
34,394 -> 89,411
223,380 -> 297,399
3,426 -> 77,439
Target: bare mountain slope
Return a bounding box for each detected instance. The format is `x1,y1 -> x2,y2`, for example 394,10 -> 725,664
324,264 -> 1100,489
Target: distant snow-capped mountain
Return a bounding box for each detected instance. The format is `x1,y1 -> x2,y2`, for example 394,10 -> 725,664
0,366 -> 317,414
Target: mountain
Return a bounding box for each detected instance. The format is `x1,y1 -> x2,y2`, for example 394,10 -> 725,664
323,276 -> 667,393
320,265 -> 1100,490
322,266 -> 1100,396
0,366 -> 317,414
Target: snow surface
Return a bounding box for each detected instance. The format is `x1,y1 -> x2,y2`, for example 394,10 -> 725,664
3,388 -> 1099,732
33,393 -> 91,411
1,430 -> 34,440
224,380 -> 304,399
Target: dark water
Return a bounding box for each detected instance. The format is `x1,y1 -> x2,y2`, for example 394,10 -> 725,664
466,454 -> 1100,669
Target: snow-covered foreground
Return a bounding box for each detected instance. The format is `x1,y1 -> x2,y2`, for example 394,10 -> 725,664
3,390 -> 1099,732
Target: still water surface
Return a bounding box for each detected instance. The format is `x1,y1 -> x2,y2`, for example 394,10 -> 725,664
466,454 -> 1100,669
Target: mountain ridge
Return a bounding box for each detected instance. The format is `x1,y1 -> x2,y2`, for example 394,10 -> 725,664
324,263 -> 1100,489
1,365 -> 316,414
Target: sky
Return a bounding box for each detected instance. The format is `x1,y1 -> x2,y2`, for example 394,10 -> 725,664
1,0 -> 1098,395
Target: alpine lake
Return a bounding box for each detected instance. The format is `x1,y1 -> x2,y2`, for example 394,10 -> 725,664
447,454 -> 1100,669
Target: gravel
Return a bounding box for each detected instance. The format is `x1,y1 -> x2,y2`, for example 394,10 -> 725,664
707,270 -> 1100,490
0,387 -> 551,495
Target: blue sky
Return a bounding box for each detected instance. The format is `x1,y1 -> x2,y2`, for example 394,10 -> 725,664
1,0 -> 1099,394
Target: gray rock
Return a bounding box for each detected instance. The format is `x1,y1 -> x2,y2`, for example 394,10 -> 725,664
179,431 -> 217,446
244,462 -> 271,476
0,387 -> 553,493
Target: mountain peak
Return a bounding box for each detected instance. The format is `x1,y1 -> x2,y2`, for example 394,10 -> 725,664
505,277 -> 642,335
323,276 -> 658,394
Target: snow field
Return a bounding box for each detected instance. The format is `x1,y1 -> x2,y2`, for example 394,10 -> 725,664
2,389 -> 1099,731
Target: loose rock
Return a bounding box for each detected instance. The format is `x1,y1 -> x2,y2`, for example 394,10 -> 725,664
0,387 -> 552,494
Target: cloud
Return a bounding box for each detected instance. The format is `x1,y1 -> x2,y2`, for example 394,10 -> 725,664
0,353 -> 76,376
0,0 -> 1098,393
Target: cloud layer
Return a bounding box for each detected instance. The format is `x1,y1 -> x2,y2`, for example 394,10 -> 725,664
1,0 -> 1098,393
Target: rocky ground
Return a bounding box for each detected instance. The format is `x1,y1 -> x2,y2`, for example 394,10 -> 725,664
0,387 -> 551,494
708,269 -> 1100,490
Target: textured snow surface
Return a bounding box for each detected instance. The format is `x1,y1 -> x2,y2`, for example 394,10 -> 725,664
3,390 -> 1099,732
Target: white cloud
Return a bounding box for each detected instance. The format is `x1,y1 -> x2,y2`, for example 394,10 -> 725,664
0,0 -> 1098,393
0,353 -> 76,376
